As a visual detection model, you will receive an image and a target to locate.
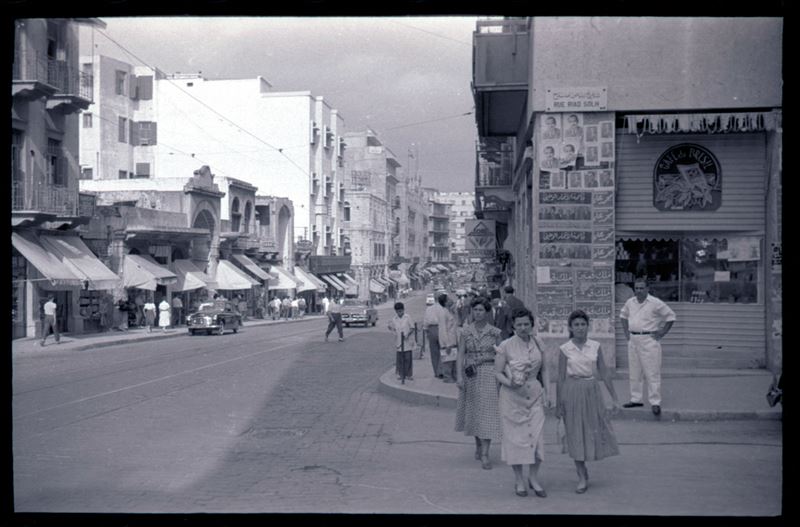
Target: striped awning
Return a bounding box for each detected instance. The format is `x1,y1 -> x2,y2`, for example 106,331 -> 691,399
292,266 -> 325,293
12,231 -> 84,289
38,234 -> 121,290
369,279 -> 386,294
170,259 -> 215,292
123,254 -> 177,291
231,253 -> 271,281
215,259 -> 260,290
269,266 -> 302,291
319,274 -> 344,292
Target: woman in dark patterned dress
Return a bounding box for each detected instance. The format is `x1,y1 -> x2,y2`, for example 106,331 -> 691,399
455,297 -> 503,469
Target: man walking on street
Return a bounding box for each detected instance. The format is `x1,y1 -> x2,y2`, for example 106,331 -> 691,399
40,295 -> 60,346
620,278 -> 676,416
502,285 -> 525,313
423,293 -> 447,379
171,295 -> 183,327
325,298 -> 344,342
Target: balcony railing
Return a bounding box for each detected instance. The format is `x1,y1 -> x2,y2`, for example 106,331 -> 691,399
475,145 -> 514,187
13,50 -> 93,100
12,181 -> 79,216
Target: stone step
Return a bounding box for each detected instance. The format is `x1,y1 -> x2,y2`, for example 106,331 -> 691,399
616,356 -> 762,370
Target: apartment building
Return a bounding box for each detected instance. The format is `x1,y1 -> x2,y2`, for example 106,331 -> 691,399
436,191 -> 475,263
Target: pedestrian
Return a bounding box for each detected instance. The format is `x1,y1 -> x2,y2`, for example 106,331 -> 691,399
143,297 -> 157,333
388,302 -> 417,382
282,297 -> 291,320
491,296 -> 513,340
455,296 -> 503,470
324,298 -> 344,342
270,296 -> 281,320
298,296 -> 307,318
495,308 -> 551,497
291,297 -> 299,319
134,291 -> 145,327
619,278 -> 676,416
158,296 -> 171,332
458,291 -> 475,327
171,295 -> 183,327
556,309 -> 620,494
322,295 -> 330,315
423,293 -> 447,379
237,295 -> 248,321
115,298 -> 129,331
438,294 -> 458,383
39,294 -> 60,346
502,285 -> 526,313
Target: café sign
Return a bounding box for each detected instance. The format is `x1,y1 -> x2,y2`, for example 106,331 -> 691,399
653,143 -> 722,211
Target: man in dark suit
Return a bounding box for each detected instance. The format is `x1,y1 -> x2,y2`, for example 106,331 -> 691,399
491,295 -> 513,340
502,285 -> 525,314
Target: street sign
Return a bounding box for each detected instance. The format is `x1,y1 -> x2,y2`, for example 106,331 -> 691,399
465,219 -> 495,258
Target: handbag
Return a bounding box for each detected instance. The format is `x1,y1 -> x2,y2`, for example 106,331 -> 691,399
440,346 -> 457,362
766,376 -> 782,407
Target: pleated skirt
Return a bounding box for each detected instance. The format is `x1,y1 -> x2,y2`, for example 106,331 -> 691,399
562,377 -> 619,461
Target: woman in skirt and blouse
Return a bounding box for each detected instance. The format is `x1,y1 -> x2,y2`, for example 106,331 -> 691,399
455,296 -> 503,470
556,309 -> 620,493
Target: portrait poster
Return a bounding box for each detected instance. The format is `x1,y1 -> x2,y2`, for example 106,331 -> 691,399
568,171 -> 583,189
559,141 -> 579,169
583,144 -> 600,167
599,140 -> 615,162
539,114 -> 562,173
600,120 -> 614,140
541,113 -> 562,141
550,171 -> 567,190
598,169 -> 614,188
584,124 -> 599,144
583,170 -> 599,189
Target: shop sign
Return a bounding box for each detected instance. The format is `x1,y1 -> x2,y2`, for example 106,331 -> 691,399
296,239 -> 313,254
545,87 -> 607,112
465,219 -> 496,258
654,143 -> 722,211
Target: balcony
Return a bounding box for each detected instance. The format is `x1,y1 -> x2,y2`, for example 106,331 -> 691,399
13,50 -> 93,112
233,232 -> 261,252
392,196 -> 401,209
11,181 -> 88,227
472,19 -> 529,137
474,137 -> 515,221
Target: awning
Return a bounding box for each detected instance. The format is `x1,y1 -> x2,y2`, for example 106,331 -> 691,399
12,231 -> 84,289
340,273 -> 358,286
323,273 -> 348,291
231,253 -> 271,281
319,274 -> 344,292
369,279 -> 386,294
268,265 -> 301,291
425,267 -> 439,274
292,266 -> 324,293
123,254 -> 177,291
398,273 -> 411,286
214,259 -> 260,290
373,277 -> 390,287
38,234 -> 121,290
170,259 -> 215,292
436,264 -> 449,272
385,276 -> 399,287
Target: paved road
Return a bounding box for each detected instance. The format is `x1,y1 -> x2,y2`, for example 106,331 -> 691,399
13,295 -> 782,515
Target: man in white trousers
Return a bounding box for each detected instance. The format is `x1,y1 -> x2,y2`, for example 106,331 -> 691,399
620,279 -> 676,416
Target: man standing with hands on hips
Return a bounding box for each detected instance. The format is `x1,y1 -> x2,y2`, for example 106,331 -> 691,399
619,279 -> 676,416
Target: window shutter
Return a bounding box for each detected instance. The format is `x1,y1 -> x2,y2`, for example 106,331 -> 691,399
138,75 -> 153,100
129,119 -> 138,146
129,73 -> 137,99
150,121 -> 157,145
135,163 -> 150,177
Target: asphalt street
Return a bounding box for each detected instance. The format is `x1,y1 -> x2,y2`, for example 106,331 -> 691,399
12,295 -> 782,515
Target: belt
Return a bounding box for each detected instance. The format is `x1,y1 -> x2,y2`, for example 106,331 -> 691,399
630,331 -> 653,335
568,375 -> 595,380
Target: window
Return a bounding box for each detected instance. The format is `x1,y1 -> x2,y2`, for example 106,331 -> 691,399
134,163 -> 150,178
80,167 -> 93,180
119,170 -> 128,180
344,202 -> 351,221
82,113 -> 92,128
12,130 -> 23,185
137,121 -> 157,146
615,237 -> 761,304
47,139 -> 64,186
115,70 -> 127,96
136,75 -> 153,100
118,117 -> 127,142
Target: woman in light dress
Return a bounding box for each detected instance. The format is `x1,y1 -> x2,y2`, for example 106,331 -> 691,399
495,308 -> 551,497
556,310 -> 620,494
158,297 -> 171,332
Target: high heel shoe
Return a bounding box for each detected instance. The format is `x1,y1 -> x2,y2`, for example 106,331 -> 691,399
576,481 -> 588,494
480,454 -> 492,470
475,449 -> 481,461
528,480 -> 547,498
514,484 -> 528,497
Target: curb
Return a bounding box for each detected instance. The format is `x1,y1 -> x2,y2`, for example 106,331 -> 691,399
13,315 -> 327,354
377,368 -> 782,422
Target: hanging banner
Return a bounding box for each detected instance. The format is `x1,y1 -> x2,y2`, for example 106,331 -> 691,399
465,219 -> 496,259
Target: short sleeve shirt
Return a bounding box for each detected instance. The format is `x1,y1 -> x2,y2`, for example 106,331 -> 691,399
620,294 -> 677,332
559,338 -> 600,378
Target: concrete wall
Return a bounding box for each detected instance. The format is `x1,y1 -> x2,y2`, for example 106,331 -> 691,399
530,17 -> 783,112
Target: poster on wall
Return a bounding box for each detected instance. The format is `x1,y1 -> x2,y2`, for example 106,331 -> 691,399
535,112 -> 615,337
539,114 -> 562,172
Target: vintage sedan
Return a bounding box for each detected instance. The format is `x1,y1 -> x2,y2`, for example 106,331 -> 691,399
187,301 -> 242,335
340,298 -> 378,327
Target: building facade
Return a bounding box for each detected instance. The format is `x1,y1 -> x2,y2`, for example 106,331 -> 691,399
437,191 -> 476,263
77,58 -> 346,257
423,187 -> 452,263
12,18 -> 117,340
471,17 -> 782,373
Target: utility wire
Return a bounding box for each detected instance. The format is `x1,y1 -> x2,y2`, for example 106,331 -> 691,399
391,20 -> 473,46
384,111 -> 473,131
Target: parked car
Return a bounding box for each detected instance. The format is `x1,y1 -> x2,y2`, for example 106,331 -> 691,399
187,301 -> 242,335
340,298 -> 378,327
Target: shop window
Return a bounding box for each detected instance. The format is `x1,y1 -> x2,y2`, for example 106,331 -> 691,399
681,238 -> 759,304
615,237 -> 760,304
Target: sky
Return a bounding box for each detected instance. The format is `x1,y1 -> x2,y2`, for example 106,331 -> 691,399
81,16 -> 483,192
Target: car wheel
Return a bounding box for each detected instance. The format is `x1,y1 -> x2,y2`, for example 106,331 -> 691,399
216,321 -> 225,336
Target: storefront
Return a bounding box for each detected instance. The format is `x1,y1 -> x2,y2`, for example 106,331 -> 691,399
293,266 -> 326,313
11,230 -> 122,338
612,113 -> 780,368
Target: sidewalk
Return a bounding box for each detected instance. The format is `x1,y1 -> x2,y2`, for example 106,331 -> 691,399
11,314 -> 327,355
378,355 -> 782,422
